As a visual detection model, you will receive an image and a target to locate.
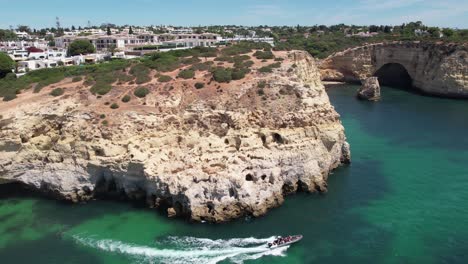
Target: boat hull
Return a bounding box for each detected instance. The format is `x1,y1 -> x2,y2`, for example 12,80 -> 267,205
268,235 -> 303,249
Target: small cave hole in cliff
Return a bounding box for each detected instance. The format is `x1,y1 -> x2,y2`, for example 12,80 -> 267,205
245,174 -> 254,181
374,63 -> 413,90
272,133 -> 284,144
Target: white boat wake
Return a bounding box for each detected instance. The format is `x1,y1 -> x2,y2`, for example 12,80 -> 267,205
72,235 -> 289,264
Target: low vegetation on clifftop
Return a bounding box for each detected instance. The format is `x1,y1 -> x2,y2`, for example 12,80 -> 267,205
0,42 -> 283,102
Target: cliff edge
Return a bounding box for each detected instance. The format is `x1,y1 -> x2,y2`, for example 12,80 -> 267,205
0,50 -> 350,222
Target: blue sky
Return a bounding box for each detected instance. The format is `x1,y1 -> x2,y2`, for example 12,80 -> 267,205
1,0 -> 467,29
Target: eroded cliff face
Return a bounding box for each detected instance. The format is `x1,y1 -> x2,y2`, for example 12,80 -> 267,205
320,42 -> 468,98
0,51 -> 350,222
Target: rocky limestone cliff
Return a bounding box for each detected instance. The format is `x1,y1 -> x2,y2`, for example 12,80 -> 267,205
358,77 -> 381,101
0,50 -> 350,222
320,41 -> 468,98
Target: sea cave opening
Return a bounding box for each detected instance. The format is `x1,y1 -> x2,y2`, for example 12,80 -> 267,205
374,63 -> 413,90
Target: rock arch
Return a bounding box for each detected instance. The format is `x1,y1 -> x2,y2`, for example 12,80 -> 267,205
320,42 -> 468,98
374,63 -> 413,89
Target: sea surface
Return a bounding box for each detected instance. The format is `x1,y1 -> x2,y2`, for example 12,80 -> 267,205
1,85 -> 467,264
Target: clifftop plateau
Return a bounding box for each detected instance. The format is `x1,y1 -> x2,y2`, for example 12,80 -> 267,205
0,47 -> 350,222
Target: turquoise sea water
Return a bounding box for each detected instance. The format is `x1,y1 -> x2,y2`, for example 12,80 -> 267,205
1,85 -> 467,264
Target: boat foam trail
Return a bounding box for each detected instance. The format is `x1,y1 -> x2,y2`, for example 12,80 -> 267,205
73,235 -> 289,264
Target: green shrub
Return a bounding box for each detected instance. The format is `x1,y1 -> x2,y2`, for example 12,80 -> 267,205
33,82 -> 47,93
231,68 -> 249,80
253,50 -> 275,60
258,62 -> 281,73
193,46 -> 218,58
110,103 -> 119,109
93,72 -> 118,85
143,53 -> 181,72
50,88 -> 64,97
90,83 -> 112,95
99,114 -> 106,119
101,120 -> 109,126
191,62 -> 213,71
258,66 -> 273,73
117,73 -> 134,83
121,95 -> 131,102
212,67 -> 232,83
0,52 -> 15,78
129,64 -> 150,75
2,93 -> 17,101
269,62 -> 282,68
72,76 -> 83,82
221,42 -> 270,56
274,57 -> 284,62
83,76 -> 95,86
134,87 -> 150,98
258,80 -> 267,89
215,56 -> 234,62
258,89 -> 265,96
0,59 -> 131,99
130,64 -> 151,84
158,75 -> 172,82
135,74 -> 151,84
68,39 -> 95,56
194,82 -> 205,89
235,60 -> 254,68
182,56 -> 201,65
177,69 -> 195,79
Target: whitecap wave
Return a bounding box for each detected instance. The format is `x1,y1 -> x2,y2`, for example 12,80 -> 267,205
73,235 -> 289,264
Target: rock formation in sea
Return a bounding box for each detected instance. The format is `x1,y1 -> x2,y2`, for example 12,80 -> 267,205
0,50 -> 350,222
320,41 -> 468,98
358,77 -> 381,101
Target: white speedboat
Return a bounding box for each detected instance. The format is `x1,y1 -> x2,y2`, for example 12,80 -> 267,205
267,235 -> 303,249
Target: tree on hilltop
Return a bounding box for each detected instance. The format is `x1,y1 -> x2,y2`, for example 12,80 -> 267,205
0,53 -> 15,78
442,28 -> 454,38
427,27 -> 441,38
68,39 -> 95,56
16,25 -> 31,33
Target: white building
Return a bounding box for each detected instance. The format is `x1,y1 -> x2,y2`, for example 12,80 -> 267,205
170,28 -> 194,34
15,31 -> 31,39
8,50 -> 29,61
28,50 -> 66,61
17,59 -> 58,72
220,36 -> 275,46
0,40 -> 48,52
55,32 -> 221,51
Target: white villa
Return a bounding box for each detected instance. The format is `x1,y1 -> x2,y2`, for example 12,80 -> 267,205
0,40 -> 49,52
220,36 -> 275,46
14,31 -> 31,39
170,28 -> 194,34
15,52 -> 106,73
55,32 -> 221,51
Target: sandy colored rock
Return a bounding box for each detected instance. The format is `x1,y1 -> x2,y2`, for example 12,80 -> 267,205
358,77 -> 381,101
320,41 -> 468,98
167,207 -> 177,218
0,50 -> 350,222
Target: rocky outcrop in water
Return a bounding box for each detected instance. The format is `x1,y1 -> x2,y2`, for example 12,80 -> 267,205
320,41 -> 468,98
0,50 -> 350,222
358,77 -> 381,101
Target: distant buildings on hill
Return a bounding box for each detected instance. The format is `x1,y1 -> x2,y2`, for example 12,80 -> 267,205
0,26 -> 276,76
